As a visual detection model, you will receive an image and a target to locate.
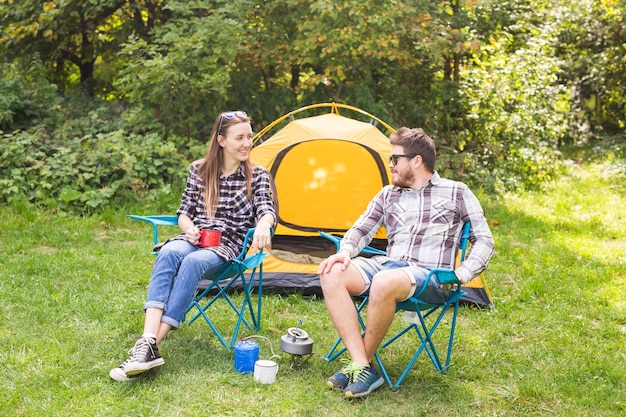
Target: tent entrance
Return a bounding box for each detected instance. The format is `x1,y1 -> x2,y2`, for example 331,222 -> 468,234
270,139 -> 388,234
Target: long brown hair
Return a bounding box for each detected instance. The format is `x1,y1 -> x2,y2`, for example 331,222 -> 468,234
197,111 -> 253,217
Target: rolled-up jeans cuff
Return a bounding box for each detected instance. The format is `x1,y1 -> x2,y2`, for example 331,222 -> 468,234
144,300 -> 166,311
144,301 -> 182,330
161,315 -> 180,330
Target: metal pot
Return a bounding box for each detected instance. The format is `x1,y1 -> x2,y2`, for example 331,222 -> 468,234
280,327 -> 314,356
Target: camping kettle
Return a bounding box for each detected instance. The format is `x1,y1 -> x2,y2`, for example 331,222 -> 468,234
280,322 -> 314,356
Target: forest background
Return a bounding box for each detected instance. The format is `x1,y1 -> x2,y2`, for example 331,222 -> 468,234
0,0 -> 625,210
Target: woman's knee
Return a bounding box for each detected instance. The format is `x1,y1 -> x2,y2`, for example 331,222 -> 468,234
159,240 -> 194,258
176,250 -> 226,280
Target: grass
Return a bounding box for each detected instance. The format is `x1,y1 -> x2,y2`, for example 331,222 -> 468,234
0,158 -> 624,416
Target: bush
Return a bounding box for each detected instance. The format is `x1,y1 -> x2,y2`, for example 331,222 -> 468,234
0,59 -> 59,132
0,127 -> 188,211
448,30 -> 569,191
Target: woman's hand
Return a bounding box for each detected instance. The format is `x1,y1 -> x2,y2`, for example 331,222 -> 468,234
251,219 -> 272,252
184,226 -> 201,245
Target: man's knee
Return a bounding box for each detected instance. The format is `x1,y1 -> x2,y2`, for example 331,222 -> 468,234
319,263 -> 343,290
369,271 -> 408,301
321,265 -> 369,298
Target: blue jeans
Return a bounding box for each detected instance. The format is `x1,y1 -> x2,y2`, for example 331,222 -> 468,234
145,239 -> 227,329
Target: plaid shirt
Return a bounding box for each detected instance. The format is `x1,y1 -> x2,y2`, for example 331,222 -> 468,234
340,172 -> 494,283
173,161 -> 275,260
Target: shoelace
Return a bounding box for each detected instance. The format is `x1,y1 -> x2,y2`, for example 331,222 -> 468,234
352,367 -> 375,384
337,358 -> 355,375
127,337 -> 156,362
340,360 -> 366,383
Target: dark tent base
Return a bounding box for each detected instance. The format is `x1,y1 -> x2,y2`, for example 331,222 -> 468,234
199,272 -> 322,298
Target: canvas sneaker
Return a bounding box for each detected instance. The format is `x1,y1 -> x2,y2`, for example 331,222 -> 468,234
343,362 -> 384,398
109,336 -> 165,382
109,367 -> 144,382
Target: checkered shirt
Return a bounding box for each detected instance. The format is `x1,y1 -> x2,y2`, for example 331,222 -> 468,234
340,172 -> 495,283
174,161 -> 275,260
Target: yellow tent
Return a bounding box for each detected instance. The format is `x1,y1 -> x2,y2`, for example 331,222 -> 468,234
251,103 -> 393,238
238,103 -> 493,308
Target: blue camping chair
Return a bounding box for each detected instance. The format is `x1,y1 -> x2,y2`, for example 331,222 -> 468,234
129,215 -> 268,350
321,222 -> 472,389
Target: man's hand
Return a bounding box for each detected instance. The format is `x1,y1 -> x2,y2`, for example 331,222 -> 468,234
317,249 -> 352,274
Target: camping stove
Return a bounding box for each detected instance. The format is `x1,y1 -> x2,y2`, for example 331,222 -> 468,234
280,321 -> 314,366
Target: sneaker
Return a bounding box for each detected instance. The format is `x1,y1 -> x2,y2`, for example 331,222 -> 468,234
343,363 -> 384,398
109,336 -> 165,381
109,367 -> 143,382
326,359 -> 353,390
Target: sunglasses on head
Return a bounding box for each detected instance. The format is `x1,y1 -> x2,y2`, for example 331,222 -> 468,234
217,111 -> 248,135
389,153 -> 418,166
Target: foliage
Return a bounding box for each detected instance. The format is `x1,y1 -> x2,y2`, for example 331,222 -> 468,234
0,59 -> 58,131
0,0 -> 170,94
442,7 -> 570,191
113,0 -> 254,140
236,0 -> 461,130
0,100 -> 188,210
1,0 -> 625,210
554,0 -> 626,137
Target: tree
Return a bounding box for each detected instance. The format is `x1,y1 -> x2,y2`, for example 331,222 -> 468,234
0,0 -> 170,95
554,0 -> 626,137
113,0 -> 253,139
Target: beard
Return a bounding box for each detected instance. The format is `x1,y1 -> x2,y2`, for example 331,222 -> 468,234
392,168 -> 414,188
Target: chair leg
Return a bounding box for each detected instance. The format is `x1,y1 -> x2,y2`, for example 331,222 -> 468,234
322,338 -> 348,363
386,302 -> 461,388
188,283 -> 253,331
185,270 -> 262,350
241,269 -> 261,331
256,265 -> 263,330
228,270 -> 262,348
443,300 -> 461,371
373,351 -> 392,388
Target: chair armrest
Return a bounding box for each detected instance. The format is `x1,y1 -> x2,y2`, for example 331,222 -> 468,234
319,231 -> 386,256
128,215 -> 178,247
411,268 -> 461,300
319,231 -> 342,251
430,269 -> 461,285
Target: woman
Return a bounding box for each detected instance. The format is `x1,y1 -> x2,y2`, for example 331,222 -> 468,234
110,111 -> 276,382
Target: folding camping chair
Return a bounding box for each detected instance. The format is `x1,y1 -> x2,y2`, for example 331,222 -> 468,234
129,215 -> 268,350
321,222 -> 471,389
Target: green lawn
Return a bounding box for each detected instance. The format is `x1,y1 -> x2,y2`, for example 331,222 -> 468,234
0,159 -> 624,416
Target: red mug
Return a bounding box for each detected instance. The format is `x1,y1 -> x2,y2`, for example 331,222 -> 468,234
200,230 -> 221,247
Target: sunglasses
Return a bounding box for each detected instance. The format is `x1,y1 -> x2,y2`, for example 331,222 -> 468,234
389,153 -> 418,166
217,111 -> 248,135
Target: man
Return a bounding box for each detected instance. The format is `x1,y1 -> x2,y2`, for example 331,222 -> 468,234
318,127 -> 495,398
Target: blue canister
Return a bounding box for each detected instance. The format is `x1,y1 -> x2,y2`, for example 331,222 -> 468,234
234,339 -> 259,374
